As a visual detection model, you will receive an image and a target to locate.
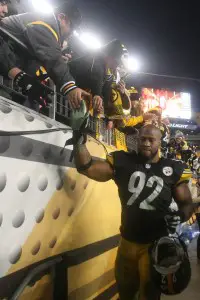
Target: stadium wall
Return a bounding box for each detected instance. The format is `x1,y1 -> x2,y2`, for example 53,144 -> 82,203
0,97 -> 121,299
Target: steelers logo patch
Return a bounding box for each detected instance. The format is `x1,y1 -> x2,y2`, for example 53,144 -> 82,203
163,166 -> 173,176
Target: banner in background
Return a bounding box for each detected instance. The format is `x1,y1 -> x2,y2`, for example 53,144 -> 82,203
169,123 -> 197,130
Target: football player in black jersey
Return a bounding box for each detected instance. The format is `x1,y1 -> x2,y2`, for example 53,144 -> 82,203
74,124 -> 193,300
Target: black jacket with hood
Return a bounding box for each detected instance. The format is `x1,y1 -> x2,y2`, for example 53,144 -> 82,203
1,12 -> 76,94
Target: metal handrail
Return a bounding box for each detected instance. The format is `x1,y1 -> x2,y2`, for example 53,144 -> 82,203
0,75 -> 138,151
10,257 -> 62,300
0,26 -> 29,53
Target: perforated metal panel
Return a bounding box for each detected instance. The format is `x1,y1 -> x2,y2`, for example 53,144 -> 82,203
0,96 -> 72,277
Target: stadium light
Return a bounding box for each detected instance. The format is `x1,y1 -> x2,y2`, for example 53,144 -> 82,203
78,32 -> 102,50
73,30 -> 80,37
31,0 -> 53,13
127,57 -> 140,72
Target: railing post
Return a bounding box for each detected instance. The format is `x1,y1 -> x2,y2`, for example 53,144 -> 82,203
10,257 -> 62,300
0,76 -> 3,85
48,80 -> 57,120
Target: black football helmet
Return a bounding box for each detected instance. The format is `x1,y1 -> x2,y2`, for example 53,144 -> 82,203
149,235 -> 191,295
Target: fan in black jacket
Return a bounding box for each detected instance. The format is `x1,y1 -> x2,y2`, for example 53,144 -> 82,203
0,2 -> 92,110
69,39 -> 129,114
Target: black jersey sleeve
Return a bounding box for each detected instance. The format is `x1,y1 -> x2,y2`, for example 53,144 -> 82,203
106,150 -> 125,169
106,150 -> 137,181
172,160 -> 192,186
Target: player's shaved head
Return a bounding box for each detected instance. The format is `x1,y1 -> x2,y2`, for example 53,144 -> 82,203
138,124 -> 162,162
139,124 -> 162,140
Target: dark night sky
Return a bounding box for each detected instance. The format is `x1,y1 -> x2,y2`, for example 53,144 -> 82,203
75,0 -> 200,111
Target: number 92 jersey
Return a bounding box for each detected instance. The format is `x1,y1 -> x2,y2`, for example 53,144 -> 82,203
107,151 -> 192,243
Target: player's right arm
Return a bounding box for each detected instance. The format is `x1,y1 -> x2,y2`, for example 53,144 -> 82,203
74,144 -> 114,182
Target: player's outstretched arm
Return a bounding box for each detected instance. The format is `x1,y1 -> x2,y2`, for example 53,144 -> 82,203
74,144 -> 114,182
173,183 -> 194,222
